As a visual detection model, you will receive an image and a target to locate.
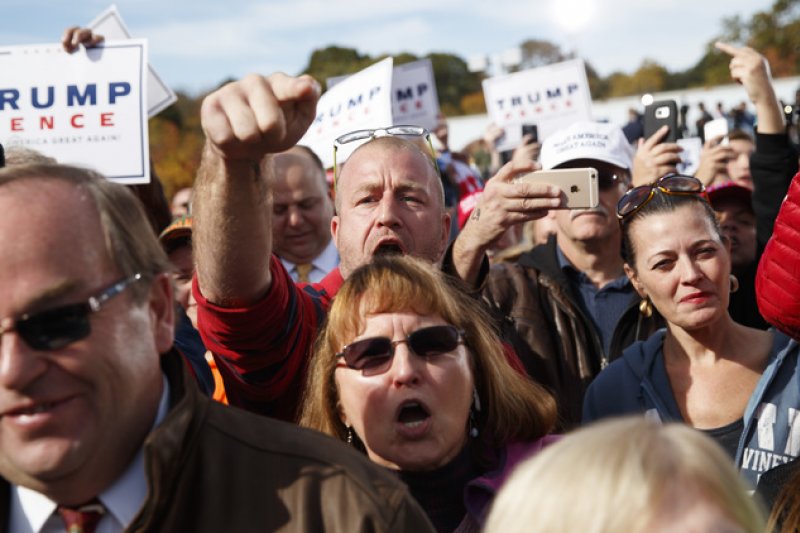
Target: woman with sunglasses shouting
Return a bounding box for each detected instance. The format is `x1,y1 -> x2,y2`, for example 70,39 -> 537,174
300,255 -> 558,532
582,173 -> 800,489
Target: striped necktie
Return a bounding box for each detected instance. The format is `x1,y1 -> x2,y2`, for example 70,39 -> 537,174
295,262 -> 313,283
57,499 -> 106,533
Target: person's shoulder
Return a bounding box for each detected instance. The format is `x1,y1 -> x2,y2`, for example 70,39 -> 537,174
583,332 -> 665,423
203,403 -> 408,502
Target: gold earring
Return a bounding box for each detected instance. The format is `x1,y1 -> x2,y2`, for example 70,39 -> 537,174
730,274 -> 739,294
639,298 -> 653,318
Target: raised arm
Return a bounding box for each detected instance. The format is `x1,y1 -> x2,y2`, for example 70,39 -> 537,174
193,73 -> 319,306
715,42 -> 784,135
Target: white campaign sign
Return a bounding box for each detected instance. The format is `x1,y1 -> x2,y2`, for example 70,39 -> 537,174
88,4 -> 177,118
482,59 -> 593,151
391,59 -> 440,130
301,57 -> 394,169
0,40 -> 150,183
329,59 -> 440,131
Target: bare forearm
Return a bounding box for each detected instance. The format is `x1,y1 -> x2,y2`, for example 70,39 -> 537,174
194,142 -> 273,306
451,228 -> 485,286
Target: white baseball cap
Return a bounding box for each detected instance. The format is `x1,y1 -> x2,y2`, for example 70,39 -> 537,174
540,121 -> 634,170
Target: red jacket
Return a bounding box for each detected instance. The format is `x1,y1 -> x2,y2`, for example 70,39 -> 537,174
757,170 -> 800,338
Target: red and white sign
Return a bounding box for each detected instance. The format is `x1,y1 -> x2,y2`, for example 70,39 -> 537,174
88,4 -> 177,118
482,59 -> 593,151
0,40 -> 150,183
328,58 -> 440,131
301,57 -> 394,169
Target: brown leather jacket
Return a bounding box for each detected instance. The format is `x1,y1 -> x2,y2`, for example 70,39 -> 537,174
482,237 -> 662,429
0,352 -> 434,533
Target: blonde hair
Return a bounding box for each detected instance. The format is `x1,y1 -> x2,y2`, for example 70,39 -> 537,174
485,417 -> 766,533
299,255 -> 556,457
0,164 -> 171,301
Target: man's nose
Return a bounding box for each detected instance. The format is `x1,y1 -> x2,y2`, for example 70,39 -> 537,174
0,329 -> 47,391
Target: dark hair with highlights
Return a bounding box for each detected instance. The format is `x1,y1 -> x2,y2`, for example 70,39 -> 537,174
620,190 -> 722,269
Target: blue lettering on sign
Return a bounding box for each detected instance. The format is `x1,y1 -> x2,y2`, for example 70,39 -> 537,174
417,83 -> 428,96
494,84 -> 583,110
397,87 -> 414,101
347,95 -> 363,109
0,83 -> 133,111
32,87 -> 54,109
546,88 -> 562,99
67,84 -> 98,107
313,86 -> 384,125
109,82 -> 131,104
0,89 -> 20,111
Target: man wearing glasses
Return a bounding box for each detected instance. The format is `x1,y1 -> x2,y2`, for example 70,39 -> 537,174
483,121 -> 664,429
0,162 -> 432,532
192,73 -> 561,419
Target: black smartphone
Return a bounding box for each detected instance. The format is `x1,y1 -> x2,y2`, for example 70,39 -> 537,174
521,124 -> 539,143
644,100 -> 679,142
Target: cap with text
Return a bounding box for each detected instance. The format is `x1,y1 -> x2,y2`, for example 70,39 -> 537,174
540,121 -> 633,170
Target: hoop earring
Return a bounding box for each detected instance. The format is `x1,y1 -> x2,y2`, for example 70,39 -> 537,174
469,387 -> 481,438
346,426 -> 353,445
730,274 -> 739,294
639,298 -> 653,318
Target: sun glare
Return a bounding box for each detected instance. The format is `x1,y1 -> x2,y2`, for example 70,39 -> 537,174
551,0 -> 596,34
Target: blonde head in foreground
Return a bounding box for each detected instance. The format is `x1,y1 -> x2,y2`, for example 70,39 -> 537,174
485,417 -> 765,533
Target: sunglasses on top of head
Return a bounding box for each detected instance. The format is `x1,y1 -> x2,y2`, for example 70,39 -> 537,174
0,273 -> 144,351
336,324 -> 464,376
616,174 -> 708,220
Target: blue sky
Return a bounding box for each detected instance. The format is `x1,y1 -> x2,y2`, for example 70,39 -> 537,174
2,0 -> 776,96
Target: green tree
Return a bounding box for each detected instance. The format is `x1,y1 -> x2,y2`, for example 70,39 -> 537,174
519,39 -> 570,69
302,46 -> 373,89
425,53 -> 483,116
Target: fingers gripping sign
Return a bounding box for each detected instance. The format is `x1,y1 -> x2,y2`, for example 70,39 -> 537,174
61,26 -> 104,53
201,73 -> 321,163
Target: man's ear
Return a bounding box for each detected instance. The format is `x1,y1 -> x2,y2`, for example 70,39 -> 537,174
623,263 -> 647,299
331,215 -> 340,244
149,273 -> 175,354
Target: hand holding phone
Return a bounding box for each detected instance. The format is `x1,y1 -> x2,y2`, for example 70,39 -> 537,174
514,168 -> 598,209
644,100 -> 679,142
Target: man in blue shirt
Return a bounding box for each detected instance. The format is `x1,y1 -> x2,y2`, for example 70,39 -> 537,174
483,121 -> 664,428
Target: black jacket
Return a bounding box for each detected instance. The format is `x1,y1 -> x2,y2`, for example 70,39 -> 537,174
483,236 -> 663,429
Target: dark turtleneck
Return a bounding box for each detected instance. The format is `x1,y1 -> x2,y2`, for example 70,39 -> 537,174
396,445 -> 481,533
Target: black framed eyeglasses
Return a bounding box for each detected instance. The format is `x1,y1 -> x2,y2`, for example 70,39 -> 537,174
0,273 -> 144,351
616,174 -> 708,220
336,324 -> 464,376
332,125 -> 437,184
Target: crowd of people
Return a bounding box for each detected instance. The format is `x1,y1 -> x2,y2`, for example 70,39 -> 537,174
1,24 -> 800,533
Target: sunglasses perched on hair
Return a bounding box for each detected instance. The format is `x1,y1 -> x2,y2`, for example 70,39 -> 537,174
336,324 -> 464,376
0,273 -> 143,351
332,125 -> 438,183
616,174 -> 708,220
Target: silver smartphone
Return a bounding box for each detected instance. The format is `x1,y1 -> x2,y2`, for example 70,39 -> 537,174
514,168 -> 599,209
